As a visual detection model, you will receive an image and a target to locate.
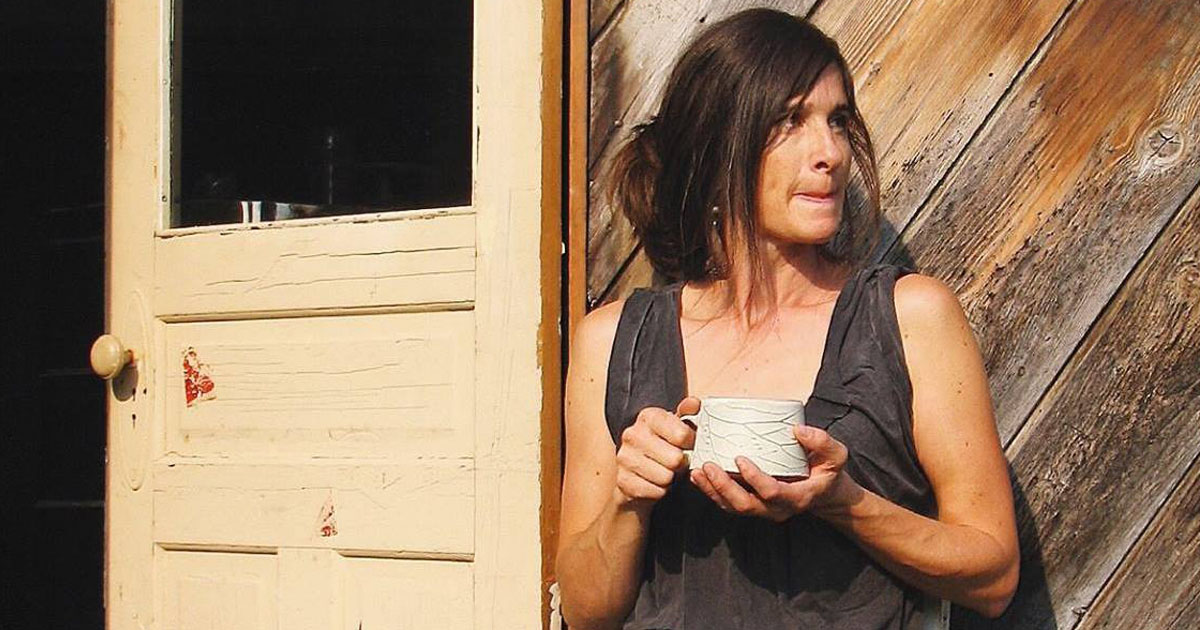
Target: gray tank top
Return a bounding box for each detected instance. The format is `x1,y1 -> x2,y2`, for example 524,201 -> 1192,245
605,264 -> 937,629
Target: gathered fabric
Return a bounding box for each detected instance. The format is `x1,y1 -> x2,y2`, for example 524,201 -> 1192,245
605,264 -> 938,630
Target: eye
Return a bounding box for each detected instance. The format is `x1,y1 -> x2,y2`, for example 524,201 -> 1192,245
776,108 -> 805,135
829,113 -> 849,132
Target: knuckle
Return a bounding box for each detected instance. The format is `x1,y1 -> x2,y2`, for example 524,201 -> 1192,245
615,472 -> 634,495
648,466 -> 673,488
636,407 -> 661,426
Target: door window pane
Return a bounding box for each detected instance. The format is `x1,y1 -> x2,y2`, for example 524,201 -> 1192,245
171,1 -> 472,227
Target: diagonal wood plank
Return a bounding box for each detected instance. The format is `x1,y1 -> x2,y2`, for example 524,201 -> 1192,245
587,0 -> 818,303
953,180 -> 1200,629
590,0 -> 625,41
588,0 -> 1070,304
601,246 -> 657,307
892,0 -> 1200,444
813,0 -> 1072,249
1078,443 -> 1200,629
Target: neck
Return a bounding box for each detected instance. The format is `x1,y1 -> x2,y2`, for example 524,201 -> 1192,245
688,238 -> 850,325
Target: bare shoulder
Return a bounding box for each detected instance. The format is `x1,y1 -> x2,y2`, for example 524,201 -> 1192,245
893,272 -> 985,378
565,298 -> 629,401
571,298 -> 626,366
894,273 -> 967,327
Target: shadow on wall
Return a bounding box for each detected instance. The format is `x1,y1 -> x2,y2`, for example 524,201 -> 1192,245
952,468 -> 1059,630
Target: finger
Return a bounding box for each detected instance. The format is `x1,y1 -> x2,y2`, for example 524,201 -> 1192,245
618,445 -> 676,487
616,469 -> 667,501
734,457 -> 784,503
704,463 -> 764,514
690,469 -> 734,511
793,425 -> 848,466
645,409 -> 696,450
616,438 -> 677,485
641,437 -> 689,473
630,452 -> 677,488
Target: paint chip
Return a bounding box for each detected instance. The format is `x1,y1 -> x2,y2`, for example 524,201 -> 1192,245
318,493 -> 338,537
182,347 -> 216,407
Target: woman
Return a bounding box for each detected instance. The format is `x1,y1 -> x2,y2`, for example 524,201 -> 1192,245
557,9 -> 1019,629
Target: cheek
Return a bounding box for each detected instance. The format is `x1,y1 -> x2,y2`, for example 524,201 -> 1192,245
836,142 -> 853,179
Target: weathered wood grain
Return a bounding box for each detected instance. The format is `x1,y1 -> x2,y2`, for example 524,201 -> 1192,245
587,0 -> 817,302
952,180 -> 1200,630
813,0 -> 1071,250
892,0 -> 1200,444
1078,443 -> 1200,629
601,246 -> 657,305
590,0 -> 625,41
588,0 -> 1068,304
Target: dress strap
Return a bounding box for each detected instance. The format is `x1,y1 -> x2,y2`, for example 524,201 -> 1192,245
806,264 -> 915,430
604,289 -> 657,443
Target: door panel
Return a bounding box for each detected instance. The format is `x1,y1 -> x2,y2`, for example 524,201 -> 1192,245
108,1 -> 552,628
160,311 -> 474,459
159,550 -> 278,630
154,212 -> 475,317
154,461 -> 473,553
343,557 -> 474,628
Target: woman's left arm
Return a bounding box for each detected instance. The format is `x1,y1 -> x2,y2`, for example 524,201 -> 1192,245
822,273 -> 1019,616
691,274 -> 1019,618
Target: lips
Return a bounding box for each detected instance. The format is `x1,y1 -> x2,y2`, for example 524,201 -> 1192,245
793,190 -> 838,203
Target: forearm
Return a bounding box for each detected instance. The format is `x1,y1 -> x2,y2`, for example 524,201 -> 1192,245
813,475 -> 1018,617
557,491 -> 653,629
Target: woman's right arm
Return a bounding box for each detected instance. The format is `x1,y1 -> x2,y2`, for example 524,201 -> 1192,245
556,301 -> 696,629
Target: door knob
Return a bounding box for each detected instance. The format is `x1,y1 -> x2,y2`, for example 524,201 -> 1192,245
90,334 -> 135,380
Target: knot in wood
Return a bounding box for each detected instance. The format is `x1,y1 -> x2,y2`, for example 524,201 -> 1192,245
1142,124 -> 1183,166
1175,258 -> 1200,299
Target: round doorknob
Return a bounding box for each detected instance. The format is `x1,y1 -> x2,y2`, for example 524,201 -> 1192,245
90,334 -> 135,380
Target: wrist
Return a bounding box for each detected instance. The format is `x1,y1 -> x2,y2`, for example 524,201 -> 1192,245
611,487 -> 655,522
811,472 -> 864,519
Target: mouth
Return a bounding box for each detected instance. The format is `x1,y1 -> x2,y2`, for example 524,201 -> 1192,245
793,190 -> 839,204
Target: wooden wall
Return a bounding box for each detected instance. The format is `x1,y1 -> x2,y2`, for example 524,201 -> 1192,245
584,1 -> 1200,628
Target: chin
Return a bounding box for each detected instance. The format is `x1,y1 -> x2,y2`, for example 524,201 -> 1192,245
794,218 -> 843,245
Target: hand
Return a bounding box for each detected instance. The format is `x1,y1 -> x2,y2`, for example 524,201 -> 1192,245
689,424 -> 855,522
614,397 -> 700,507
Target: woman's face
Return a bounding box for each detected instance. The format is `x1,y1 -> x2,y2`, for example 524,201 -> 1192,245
755,64 -> 852,249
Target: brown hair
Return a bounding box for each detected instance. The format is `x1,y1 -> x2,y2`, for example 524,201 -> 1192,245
608,9 -> 880,308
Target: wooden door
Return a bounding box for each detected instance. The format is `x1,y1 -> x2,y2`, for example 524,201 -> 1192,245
102,1 -> 559,628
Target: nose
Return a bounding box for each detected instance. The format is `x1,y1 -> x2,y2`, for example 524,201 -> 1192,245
811,127 -> 847,174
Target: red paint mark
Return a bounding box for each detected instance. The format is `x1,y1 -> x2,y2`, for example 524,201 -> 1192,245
182,347 -> 216,407
318,494 -> 338,537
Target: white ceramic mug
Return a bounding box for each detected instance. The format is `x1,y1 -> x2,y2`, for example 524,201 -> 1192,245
683,396 -> 809,478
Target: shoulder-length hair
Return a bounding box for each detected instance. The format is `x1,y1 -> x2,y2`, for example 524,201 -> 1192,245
608,8 -> 880,302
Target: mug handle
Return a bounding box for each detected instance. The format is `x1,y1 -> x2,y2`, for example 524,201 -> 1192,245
679,413 -> 699,469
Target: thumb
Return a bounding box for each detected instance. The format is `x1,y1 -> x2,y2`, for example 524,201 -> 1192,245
676,396 -> 701,419
793,424 -> 847,466
794,424 -> 831,452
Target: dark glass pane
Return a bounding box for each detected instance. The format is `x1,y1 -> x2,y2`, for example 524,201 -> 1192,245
173,0 -> 472,227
